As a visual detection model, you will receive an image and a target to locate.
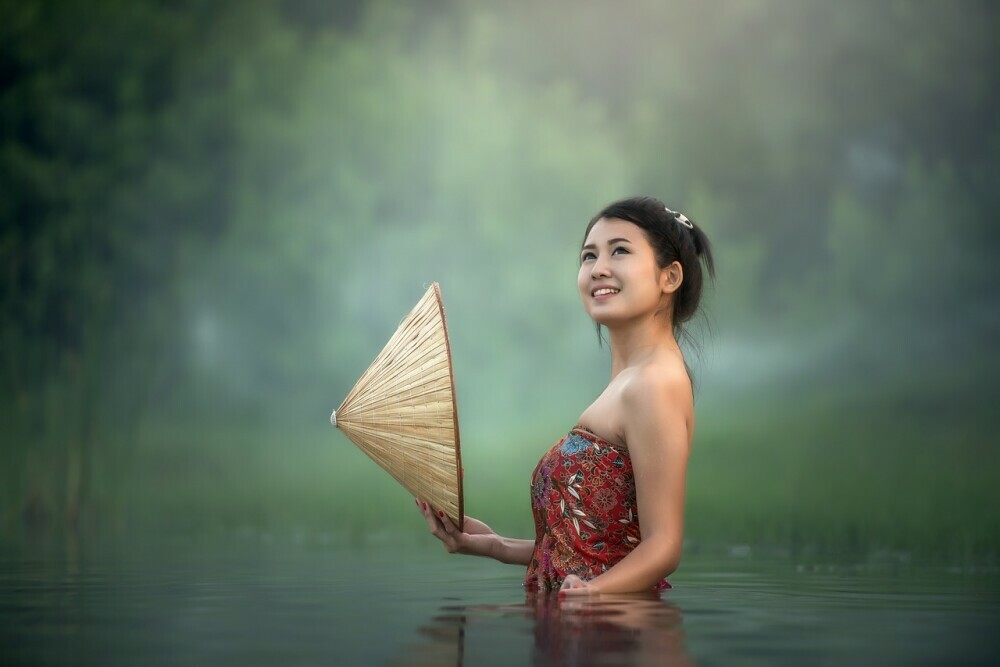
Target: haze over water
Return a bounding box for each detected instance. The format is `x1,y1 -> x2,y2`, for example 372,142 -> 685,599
2,1 -> 998,664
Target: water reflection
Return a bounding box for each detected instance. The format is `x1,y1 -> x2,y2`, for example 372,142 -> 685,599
391,591 -> 691,667
5,539 -> 997,665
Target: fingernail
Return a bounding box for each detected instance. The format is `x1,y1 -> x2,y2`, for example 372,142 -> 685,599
438,510 -> 445,518
422,502 -> 427,510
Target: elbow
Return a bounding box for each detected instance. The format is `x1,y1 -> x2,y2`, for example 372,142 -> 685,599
663,551 -> 681,578
649,535 -> 682,578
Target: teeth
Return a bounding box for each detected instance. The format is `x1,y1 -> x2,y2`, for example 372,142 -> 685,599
593,288 -> 619,297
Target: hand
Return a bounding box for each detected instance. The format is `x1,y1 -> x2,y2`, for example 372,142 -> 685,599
559,574 -> 597,597
416,499 -> 498,558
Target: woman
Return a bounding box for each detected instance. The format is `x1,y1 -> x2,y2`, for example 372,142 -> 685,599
417,196 -> 714,595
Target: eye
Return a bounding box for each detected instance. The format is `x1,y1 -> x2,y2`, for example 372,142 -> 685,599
580,251 -> 596,262
611,246 -> 630,255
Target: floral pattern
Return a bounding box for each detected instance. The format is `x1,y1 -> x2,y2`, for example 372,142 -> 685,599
524,428 -> 671,592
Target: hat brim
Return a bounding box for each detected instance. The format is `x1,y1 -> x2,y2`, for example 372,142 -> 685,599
332,283 -> 464,530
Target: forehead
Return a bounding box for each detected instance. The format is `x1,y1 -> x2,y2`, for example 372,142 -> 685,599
583,217 -> 647,246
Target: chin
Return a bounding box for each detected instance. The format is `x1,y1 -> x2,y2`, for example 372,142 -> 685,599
587,309 -> 627,328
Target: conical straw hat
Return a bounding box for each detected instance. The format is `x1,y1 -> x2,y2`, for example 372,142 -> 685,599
331,283 -> 464,530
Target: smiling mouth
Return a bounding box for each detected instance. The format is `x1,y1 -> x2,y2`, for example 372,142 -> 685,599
592,288 -> 620,297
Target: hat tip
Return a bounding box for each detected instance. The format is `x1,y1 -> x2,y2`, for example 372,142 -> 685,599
330,410 -> 337,427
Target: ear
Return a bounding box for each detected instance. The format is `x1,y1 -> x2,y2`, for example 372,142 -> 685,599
660,261 -> 683,295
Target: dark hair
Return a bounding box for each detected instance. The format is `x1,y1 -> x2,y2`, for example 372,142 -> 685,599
582,195 -> 716,345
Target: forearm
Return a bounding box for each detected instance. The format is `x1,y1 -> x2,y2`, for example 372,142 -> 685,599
489,536 -> 535,566
586,538 -> 679,593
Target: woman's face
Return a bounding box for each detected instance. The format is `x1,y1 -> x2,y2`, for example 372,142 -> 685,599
578,217 -> 673,327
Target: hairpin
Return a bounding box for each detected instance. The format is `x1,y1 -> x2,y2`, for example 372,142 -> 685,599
666,207 -> 694,229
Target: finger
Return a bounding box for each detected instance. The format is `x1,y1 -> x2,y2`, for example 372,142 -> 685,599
560,586 -> 590,597
560,575 -> 581,589
418,500 -> 442,532
435,508 -> 459,535
559,576 -> 590,593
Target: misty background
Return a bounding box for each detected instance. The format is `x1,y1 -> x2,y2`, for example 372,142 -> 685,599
2,0 -> 997,560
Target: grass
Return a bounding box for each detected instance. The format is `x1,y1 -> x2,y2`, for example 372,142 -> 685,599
4,383 -> 998,564
686,383 -> 999,562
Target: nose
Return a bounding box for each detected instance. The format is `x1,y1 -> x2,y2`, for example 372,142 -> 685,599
591,255 -> 611,279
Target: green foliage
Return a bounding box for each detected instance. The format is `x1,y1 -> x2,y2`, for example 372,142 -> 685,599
1,0 -> 997,556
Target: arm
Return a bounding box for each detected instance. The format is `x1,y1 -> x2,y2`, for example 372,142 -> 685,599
562,367 -> 692,595
417,500 -> 534,566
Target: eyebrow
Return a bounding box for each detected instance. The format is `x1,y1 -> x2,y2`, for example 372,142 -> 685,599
581,237 -> 633,251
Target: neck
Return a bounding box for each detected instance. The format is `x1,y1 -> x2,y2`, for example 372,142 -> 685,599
606,314 -> 680,378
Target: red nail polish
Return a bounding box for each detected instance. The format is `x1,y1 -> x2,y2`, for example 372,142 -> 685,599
438,510 -> 445,518
422,502 -> 427,510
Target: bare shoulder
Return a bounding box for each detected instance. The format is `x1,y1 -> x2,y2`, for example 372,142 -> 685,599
620,359 -> 693,410
620,358 -> 694,452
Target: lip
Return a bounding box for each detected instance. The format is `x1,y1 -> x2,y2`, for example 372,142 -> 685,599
590,285 -> 621,300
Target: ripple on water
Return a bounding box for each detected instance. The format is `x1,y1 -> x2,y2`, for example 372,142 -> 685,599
0,538 -> 997,666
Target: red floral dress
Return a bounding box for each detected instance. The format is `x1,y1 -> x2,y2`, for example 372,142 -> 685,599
524,427 -> 671,592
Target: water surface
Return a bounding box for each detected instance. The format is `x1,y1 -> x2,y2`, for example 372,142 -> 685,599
1,535 -> 997,665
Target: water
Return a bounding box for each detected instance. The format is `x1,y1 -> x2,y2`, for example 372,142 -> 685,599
1,535 -> 997,666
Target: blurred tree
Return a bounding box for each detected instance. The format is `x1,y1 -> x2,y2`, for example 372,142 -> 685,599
1,0 -> 996,546
0,0 -> 306,525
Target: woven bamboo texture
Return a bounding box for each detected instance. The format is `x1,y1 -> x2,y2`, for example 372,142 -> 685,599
332,283 -> 464,530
